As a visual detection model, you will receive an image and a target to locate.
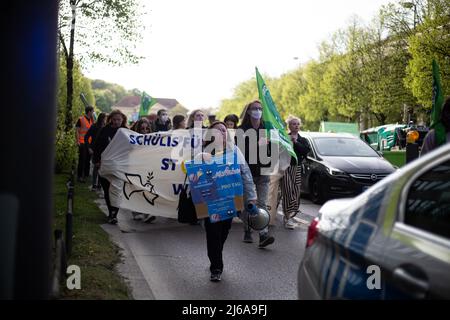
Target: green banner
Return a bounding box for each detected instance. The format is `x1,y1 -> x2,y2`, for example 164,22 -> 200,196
431,60 -> 446,146
139,91 -> 157,117
255,67 -> 297,163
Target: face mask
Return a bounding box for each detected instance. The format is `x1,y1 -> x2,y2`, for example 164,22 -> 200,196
250,110 -> 262,120
160,115 -> 168,122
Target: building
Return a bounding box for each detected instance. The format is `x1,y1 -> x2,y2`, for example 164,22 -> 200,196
112,95 -> 187,122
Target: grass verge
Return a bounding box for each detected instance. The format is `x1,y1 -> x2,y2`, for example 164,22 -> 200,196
53,173 -> 130,299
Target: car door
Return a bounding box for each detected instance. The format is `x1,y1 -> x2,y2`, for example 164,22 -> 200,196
382,156 -> 450,299
301,137 -> 315,192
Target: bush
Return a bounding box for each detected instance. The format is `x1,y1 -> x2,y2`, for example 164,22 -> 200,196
55,128 -> 77,173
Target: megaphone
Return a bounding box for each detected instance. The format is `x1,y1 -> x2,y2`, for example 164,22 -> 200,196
246,203 -> 270,231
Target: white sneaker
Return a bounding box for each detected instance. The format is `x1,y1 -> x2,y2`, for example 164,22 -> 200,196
284,218 -> 296,229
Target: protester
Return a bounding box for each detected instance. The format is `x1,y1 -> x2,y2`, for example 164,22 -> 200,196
85,112 -> 107,191
75,106 -> 94,183
187,109 -> 207,129
236,100 -> 275,248
93,109 -> 127,224
280,116 -> 311,229
421,96 -> 450,156
151,109 -> 172,132
224,114 -> 239,129
130,118 -> 157,223
172,114 -> 186,130
197,121 -> 257,282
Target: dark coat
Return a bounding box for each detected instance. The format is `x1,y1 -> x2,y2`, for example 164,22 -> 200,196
93,124 -> 119,164
290,133 -> 311,165
236,122 -> 271,177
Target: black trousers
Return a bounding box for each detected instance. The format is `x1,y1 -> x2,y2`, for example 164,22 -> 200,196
204,218 -> 233,273
99,176 -> 119,217
77,143 -> 91,179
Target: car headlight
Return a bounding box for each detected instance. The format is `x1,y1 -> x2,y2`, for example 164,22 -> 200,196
325,166 -> 348,176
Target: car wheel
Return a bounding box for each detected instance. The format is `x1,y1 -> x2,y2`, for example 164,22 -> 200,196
310,175 -> 324,204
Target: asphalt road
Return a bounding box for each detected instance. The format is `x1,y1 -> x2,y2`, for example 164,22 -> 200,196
98,196 -> 321,300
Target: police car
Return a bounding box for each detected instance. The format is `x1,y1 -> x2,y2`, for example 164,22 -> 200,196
298,143 -> 450,299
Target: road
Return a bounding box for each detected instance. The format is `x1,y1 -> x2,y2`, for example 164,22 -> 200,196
98,195 -> 321,300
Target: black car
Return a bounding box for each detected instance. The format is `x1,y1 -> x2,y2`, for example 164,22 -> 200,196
300,132 -> 396,204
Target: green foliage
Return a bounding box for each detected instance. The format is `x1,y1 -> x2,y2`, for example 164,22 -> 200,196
91,79 -> 128,112
218,0 -> 449,130
59,0 -> 145,68
53,174 -> 130,299
216,78 -> 258,121
55,58 -> 95,173
405,1 -> 450,110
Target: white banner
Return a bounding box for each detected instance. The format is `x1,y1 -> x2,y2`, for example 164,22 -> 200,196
99,128 -> 201,218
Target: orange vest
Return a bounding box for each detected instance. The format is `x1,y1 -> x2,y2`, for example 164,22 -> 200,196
78,116 -> 93,144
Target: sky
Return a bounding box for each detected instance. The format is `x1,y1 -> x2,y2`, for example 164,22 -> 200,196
85,0 -> 394,110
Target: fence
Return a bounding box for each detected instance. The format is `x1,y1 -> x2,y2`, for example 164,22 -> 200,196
51,166 -> 75,298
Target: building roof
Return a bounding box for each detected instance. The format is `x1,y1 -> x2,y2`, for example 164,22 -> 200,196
114,96 -> 141,108
113,96 -> 180,109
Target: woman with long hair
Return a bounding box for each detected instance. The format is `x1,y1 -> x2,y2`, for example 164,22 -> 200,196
186,109 -> 207,129
93,109 -> 127,224
236,100 -> 275,248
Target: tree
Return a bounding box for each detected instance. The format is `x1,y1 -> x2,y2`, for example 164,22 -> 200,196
55,57 -> 95,172
405,0 -> 450,115
58,0 -> 144,132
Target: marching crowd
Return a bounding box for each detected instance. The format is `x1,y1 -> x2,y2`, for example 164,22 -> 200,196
75,100 -> 311,282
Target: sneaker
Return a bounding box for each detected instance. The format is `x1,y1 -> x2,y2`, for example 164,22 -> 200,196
284,218 -> 296,230
210,270 -> 222,282
243,230 -> 253,243
258,234 -> 275,248
143,215 -> 156,224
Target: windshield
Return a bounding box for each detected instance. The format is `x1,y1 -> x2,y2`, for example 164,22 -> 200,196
313,137 -> 379,157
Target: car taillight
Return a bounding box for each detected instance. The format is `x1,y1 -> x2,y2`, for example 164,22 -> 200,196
306,218 -> 319,248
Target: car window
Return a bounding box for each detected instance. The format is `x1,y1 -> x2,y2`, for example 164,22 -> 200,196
404,159 -> 450,240
313,137 -> 379,157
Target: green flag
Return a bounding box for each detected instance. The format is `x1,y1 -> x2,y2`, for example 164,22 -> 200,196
255,67 -> 297,165
139,91 -> 157,117
431,60 -> 446,146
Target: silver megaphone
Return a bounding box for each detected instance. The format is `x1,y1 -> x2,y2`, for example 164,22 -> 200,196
246,203 -> 270,231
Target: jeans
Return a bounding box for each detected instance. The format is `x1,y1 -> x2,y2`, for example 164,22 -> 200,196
241,175 -> 270,235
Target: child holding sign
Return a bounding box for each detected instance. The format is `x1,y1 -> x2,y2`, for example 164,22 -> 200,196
189,121 -> 257,282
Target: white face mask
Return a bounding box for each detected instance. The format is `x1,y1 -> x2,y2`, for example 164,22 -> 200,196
160,115 -> 168,122
250,110 -> 262,120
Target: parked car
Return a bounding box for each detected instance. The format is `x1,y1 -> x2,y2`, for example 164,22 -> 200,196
300,132 -> 396,204
298,143 -> 450,299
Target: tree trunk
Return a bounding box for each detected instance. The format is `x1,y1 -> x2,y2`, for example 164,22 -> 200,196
64,1 -> 77,132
